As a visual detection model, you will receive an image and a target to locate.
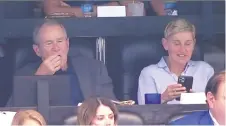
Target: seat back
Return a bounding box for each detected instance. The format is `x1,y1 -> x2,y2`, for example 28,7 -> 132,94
177,1 -> 202,15
121,40 -> 165,102
64,111 -> 144,125
0,46 -> 4,58
118,111 -> 144,125
3,1 -> 37,18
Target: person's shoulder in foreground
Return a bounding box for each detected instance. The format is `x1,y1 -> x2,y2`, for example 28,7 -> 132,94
169,110 -> 213,125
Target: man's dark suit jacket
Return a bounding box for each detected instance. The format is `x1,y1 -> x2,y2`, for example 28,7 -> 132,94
170,110 -> 214,125
15,55 -> 116,101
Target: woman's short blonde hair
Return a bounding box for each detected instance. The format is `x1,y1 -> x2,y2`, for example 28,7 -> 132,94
164,18 -> 196,38
11,109 -> 46,125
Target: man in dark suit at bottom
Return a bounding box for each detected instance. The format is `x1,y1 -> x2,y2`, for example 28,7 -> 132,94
170,70 -> 225,125
14,19 -> 116,105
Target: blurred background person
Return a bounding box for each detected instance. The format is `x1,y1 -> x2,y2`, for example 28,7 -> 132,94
147,0 -> 178,16
43,0 -> 173,17
137,18 -> 214,104
11,109 -> 46,126
148,0 -> 166,16
77,97 -> 118,126
170,70 -> 225,125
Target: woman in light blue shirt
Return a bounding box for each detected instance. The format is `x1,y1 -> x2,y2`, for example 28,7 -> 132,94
137,18 -> 214,104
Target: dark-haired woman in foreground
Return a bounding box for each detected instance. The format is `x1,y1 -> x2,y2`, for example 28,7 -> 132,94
77,97 -> 118,126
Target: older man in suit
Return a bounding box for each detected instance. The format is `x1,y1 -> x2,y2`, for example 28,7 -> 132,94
170,70 -> 225,125
15,19 -> 116,105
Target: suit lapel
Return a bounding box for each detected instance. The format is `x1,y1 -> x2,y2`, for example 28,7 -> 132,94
70,57 -> 92,99
199,111 -> 214,125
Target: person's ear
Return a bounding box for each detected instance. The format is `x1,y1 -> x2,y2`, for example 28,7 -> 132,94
162,38 -> 169,51
66,37 -> 70,48
33,44 -> 41,57
193,38 -> 196,43
206,92 -> 215,108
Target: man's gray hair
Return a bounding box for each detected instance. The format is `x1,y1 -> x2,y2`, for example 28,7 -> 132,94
33,19 -> 67,44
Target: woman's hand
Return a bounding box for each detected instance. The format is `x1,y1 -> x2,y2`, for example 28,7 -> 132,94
161,84 -> 187,103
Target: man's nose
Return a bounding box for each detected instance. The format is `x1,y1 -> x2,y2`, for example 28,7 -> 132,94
52,43 -> 60,51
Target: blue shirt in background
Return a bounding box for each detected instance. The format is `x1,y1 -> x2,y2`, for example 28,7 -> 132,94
55,58 -> 84,105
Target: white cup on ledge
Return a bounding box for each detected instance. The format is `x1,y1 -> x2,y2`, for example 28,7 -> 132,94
127,2 -> 144,16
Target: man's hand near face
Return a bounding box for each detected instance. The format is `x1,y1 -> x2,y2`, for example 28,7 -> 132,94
35,55 -> 62,75
59,54 -> 68,71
